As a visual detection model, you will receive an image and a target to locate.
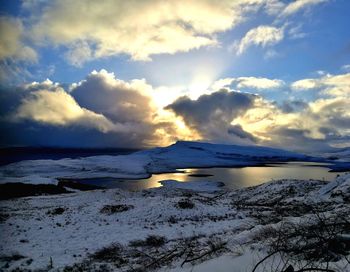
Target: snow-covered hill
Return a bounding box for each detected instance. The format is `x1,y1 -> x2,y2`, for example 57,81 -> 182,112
139,141 -> 310,173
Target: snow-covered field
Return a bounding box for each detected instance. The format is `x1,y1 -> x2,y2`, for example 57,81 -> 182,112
0,141 -> 315,186
1,174 -> 349,271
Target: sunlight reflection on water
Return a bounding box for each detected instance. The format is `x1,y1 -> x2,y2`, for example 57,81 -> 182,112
78,161 -> 338,191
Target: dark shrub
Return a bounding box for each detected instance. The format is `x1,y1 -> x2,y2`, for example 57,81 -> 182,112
168,215 -> 178,224
90,243 -> 127,268
0,254 -> 25,262
177,199 -> 195,209
0,213 -> 9,222
58,179 -> 104,191
129,235 -> 166,248
0,183 -> 69,200
100,204 -> 134,215
47,207 -> 65,215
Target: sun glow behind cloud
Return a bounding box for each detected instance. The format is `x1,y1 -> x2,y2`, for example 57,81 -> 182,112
188,73 -> 215,100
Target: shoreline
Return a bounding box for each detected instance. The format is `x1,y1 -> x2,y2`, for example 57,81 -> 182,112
0,160 -> 345,200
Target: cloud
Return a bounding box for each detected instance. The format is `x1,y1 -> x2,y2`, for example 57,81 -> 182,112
64,41 -> 93,67
234,25 -> 284,55
234,77 -> 284,90
166,70 -> 350,151
263,0 -> 286,15
0,16 -> 37,61
11,81 -> 129,133
227,124 -> 256,142
280,100 -> 309,113
0,60 -> 33,84
1,68 -> 349,151
288,24 -> 307,39
0,16 -> 38,84
281,0 -> 327,17
230,97 -> 350,150
1,72 -> 160,147
71,69 -> 156,125
0,0 -> 330,67
264,49 -> 281,59
341,64 -> 350,72
165,89 -> 257,144
212,76 -> 284,90
26,0 -> 301,65
28,0 -> 269,64
25,72 -> 164,146
229,1 -> 326,56
1,70 -> 199,147
291,73 -> 350,97
14,90 -> 117,132
291,78 -> 319,90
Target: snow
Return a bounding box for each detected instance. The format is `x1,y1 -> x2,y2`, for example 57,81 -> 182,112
1,173 -> 349,271
159,180 -> 224,192
0,175 -> 58,185
0,141 -> 312,185
318,172 -> 350,198
0,154 -> 151,185
163,252 -> 259,272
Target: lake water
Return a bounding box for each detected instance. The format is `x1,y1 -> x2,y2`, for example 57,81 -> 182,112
79,161 -> 338,191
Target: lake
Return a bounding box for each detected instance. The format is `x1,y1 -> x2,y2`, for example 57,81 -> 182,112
78,161 -> 338,191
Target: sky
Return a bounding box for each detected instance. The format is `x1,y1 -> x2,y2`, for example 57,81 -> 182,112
0,0 -> 349,151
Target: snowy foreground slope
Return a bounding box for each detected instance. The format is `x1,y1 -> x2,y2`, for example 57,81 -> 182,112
0,141 -> 315,185
0,174 -> 349,271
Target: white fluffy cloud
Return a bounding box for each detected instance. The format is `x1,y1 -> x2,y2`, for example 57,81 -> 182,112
0,0 -> 329,66
291,78 -> 319,90
29,0 -> 266,64
14,88 -> 119,132
291,73 -> 350,97
235,25 -> 284,55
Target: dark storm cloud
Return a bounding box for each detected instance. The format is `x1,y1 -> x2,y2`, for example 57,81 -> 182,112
0,85 -> 25,116
166,89 -> 255,124
0,122 -> 146,148
165,89 -> 257,143
71,70 -> 155,124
